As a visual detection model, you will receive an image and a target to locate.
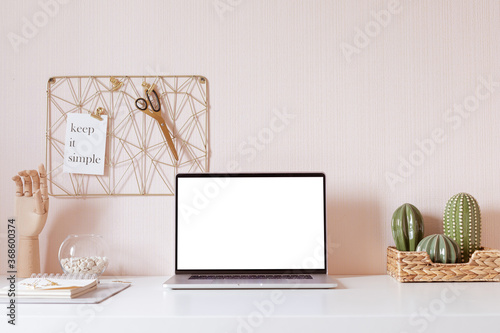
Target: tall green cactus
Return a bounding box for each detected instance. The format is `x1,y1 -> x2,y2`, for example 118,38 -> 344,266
443,193 -> 481,263
391,203 -> 424,251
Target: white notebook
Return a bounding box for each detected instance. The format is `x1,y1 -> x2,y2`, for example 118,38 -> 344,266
0,273 -> 97,299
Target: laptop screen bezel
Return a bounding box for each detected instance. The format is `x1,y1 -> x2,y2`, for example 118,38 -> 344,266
174,172 -> 328,275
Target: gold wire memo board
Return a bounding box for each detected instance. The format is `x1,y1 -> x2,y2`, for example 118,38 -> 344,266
46,75 -> 209,196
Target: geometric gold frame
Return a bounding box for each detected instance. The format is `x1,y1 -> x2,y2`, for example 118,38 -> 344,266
46,75 -> 209,197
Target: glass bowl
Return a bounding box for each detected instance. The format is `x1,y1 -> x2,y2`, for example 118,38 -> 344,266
58,234 -> 109,276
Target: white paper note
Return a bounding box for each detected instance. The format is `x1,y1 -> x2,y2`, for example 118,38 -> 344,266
63,113 -> 108,175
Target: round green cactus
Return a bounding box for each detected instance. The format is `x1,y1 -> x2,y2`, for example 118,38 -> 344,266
443,193 -> 481,263
391,203 -> 424,251
416,234 -> 460,263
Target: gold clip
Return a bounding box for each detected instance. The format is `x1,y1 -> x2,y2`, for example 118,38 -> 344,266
142,81 -> 155,94
110,77 -> 123,91
91,107 -> 106,121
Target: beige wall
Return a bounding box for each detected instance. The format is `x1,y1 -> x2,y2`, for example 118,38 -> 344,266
1,0 -> 499,276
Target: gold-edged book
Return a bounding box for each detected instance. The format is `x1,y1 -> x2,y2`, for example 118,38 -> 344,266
0,273 -> 98,299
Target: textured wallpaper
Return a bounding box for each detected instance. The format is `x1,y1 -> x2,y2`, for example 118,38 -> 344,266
0,0 -> 499,275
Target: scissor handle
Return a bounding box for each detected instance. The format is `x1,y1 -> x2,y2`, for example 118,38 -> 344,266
135,98 -> 148,110
146,89 -> 161,112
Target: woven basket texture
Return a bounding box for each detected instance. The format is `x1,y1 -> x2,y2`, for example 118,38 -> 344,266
387,246 -> 500,282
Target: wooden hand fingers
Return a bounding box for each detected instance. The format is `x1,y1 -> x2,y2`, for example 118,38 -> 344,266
18,170 -> 32,197
12,175 -> 23,196
13,164 -> 49,206
28,170 -> 40,191
38,163 -> 49,203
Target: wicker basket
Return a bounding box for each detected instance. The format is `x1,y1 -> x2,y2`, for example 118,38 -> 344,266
387,246 -> 500,282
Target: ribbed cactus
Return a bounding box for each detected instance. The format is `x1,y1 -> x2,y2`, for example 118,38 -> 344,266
391,203 -> 424,251
416,234 -> 460,263
443,193 -> 481,263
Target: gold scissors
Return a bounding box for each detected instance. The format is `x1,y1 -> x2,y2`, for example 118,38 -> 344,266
135,83 -> 179,161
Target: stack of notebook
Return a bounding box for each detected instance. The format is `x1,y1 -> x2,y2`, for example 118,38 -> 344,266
0,274 -> 97,299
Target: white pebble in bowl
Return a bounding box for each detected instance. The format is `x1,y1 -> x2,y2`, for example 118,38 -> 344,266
61,256 -> 108,275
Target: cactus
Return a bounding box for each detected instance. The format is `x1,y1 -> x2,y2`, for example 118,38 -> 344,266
391,203 -> 424,251
416,234 -> 460,263
443,193 -> 481,263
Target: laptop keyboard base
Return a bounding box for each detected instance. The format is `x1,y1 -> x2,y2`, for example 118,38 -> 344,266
189,274 -> 313,280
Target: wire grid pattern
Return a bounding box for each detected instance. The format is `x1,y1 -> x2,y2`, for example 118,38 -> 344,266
46,76 -> 209,196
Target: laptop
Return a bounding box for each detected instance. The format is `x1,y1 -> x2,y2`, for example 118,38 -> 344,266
163,173 -> 337,289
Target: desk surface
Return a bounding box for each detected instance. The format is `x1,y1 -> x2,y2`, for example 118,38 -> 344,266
1,275 -> 499,333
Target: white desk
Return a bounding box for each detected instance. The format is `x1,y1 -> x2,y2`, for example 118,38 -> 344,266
1,275 -> 499,333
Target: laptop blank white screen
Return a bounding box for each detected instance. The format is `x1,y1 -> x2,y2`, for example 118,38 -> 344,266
176,175 -> 326,270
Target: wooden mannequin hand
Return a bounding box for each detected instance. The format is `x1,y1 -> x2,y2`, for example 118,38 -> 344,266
12,164 -> 49,237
